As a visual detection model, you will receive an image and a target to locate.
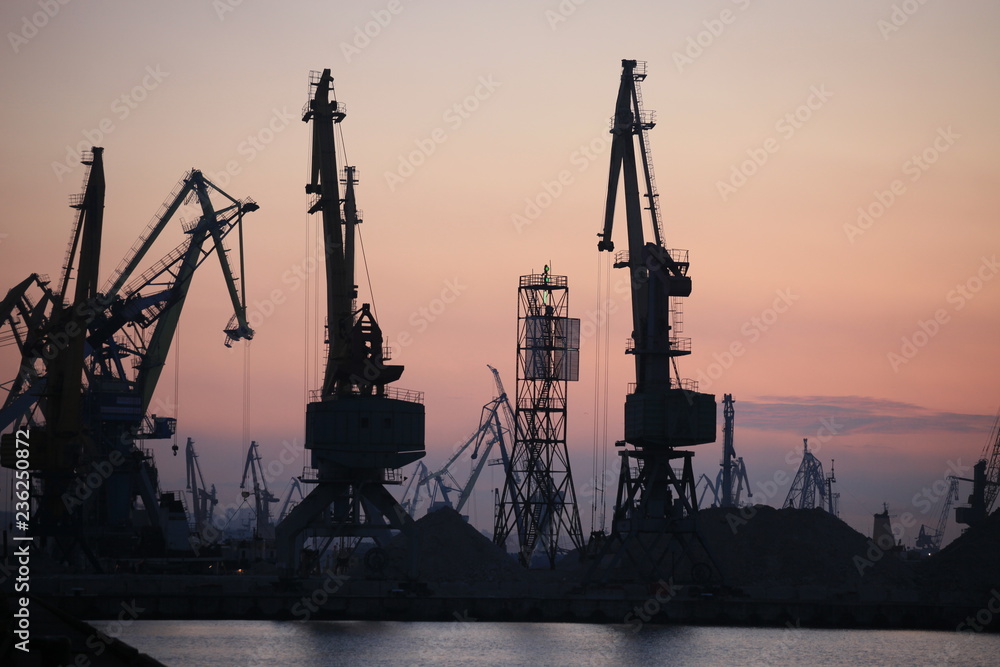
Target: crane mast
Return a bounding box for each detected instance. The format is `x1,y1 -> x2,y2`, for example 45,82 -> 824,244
591,60 -> 717,584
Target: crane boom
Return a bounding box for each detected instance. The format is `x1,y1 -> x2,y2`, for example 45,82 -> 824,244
983,412 -> 1000,513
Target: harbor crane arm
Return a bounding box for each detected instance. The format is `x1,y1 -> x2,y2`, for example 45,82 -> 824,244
596,60 -> 693,398
983,414 -> 1000,512
0,274 -> 54,428
277,478 -> 304,523
103,175 -> 198,301
137,206 -> 254,410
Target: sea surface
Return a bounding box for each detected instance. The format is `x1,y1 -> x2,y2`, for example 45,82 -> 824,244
87,619 -> 1000,667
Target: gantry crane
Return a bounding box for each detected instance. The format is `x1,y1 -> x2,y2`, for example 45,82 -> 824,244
275,70 -> 425,575
185,437 -> 218,536
240,440 -> 279,540
0,148 -> 257,569
589,60 -> 717,583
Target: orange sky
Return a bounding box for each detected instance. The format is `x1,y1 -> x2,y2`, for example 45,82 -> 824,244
2,0 -> 999,546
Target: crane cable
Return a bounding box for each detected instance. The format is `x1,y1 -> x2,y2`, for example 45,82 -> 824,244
173,325 -> 180,455
591,251 -> 612,534
243,340 -> 251,458
600,253 -> 612,532
332,99 -> 380,324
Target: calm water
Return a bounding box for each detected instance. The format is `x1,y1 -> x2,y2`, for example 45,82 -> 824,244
90,620 -> 1000,667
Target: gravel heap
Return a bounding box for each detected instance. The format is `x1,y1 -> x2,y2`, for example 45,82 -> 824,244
379,507 -> 528,583
697,505 -> 915,593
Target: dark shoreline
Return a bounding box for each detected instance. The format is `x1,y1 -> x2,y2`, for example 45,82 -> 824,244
19,574 -> 1000,633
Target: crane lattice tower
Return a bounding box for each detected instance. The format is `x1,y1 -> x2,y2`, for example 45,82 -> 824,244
494,269 -> 585,568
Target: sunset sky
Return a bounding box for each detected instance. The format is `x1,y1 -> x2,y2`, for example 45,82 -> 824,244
1,0 -> 998,547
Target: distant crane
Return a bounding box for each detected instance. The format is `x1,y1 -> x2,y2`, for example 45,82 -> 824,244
955,410 -> 1000,527
695,474 -> 719,509
825,459 -> 840,517
784,439 -> 836,513
185,437 -> 218,536
401,366 -> 515,518
399,461 -> 434,517
700,394 -> 752,508
916,477 -> 958,553
240,441 -> 278,540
